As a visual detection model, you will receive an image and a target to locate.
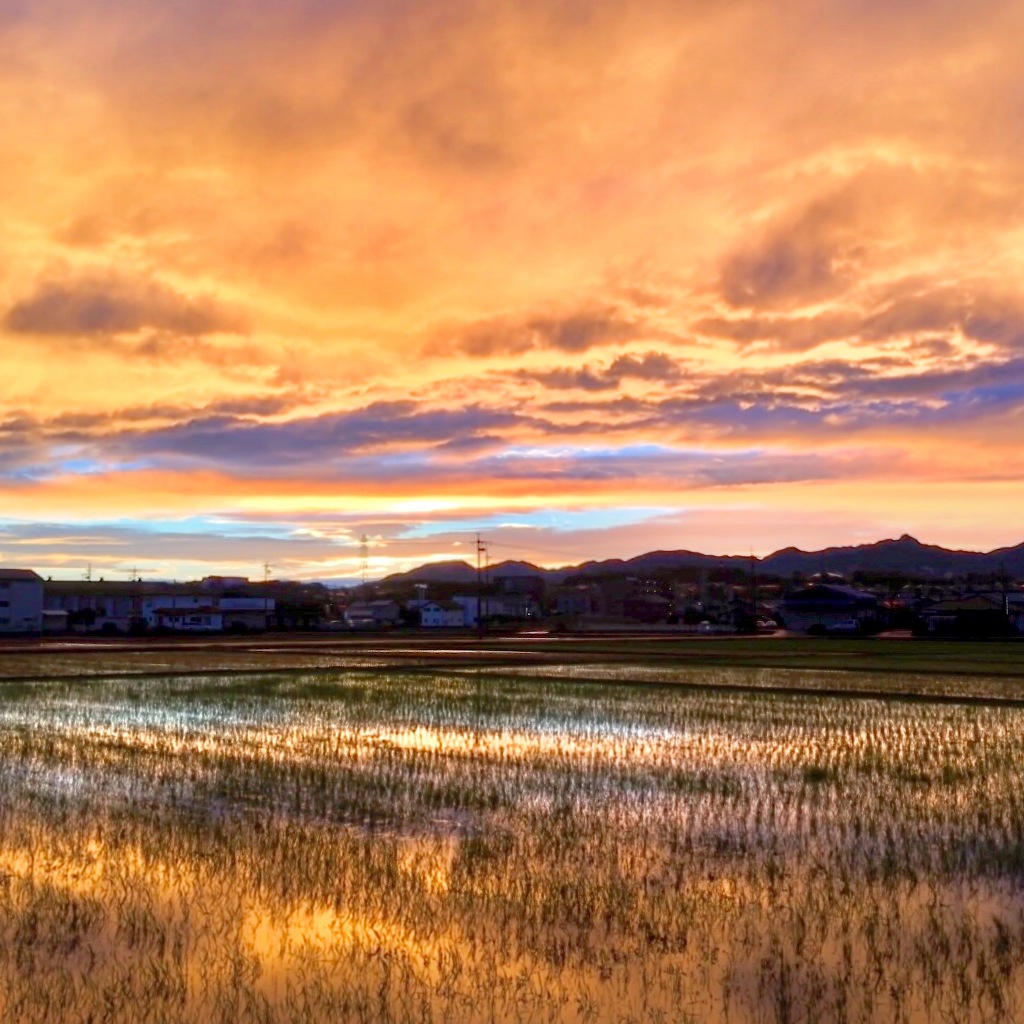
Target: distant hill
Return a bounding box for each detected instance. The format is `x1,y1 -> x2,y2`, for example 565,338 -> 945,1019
486,559 -> 550,577
378,535 -> 1024,585
383,560 -> 479,585
571,549 -> 752,577
761,535 -> 1024,577
382,558 -> 566,586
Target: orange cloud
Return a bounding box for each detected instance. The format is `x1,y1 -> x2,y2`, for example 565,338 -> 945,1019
2,0 -> 1024,574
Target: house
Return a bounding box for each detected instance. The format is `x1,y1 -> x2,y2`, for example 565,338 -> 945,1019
141,593 -> 207,629
151,606 -> 223,632
219,596 -> 275,631
453,594 -> 540,626
918,595 -> 1015,637
41,609 -> 69,634
491,593 -> 541,620
553,585 -> 601,617
44,582 -> 276,633
493,574 -> 546,601
0,569 -> 44,634
622,593 -> 672,624
779,584 -> 878,633
972,590 -> 1024,634
45,580 -> 141,633
199,576 -> 250,591
1007,592 -> 1024,634
344,600 -> 401,628
419,600 -> 465,628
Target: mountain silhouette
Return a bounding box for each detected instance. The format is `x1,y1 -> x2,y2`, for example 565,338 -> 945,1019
380,535 -> 1024,584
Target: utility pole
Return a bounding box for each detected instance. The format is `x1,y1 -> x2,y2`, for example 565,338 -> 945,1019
263,561 -> 271,631
476,533 -> 488,639
484,542 -> 491,628
129,567 -> 141,633
750,550 -> 759,631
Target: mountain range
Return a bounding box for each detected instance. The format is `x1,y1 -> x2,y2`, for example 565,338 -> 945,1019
381,535 -> 1024,585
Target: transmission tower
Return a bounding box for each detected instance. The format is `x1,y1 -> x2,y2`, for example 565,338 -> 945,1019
359,535 -> 369,586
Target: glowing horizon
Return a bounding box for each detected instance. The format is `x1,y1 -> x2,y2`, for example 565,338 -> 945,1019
3,0 -> 1024,581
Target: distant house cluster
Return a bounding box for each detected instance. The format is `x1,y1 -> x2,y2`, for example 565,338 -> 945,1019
776,580 -> 1024,637
342,590 -> 543,630
2,559 -> 1024,638
917,593 -> 1024,637
0,572 -> 280,636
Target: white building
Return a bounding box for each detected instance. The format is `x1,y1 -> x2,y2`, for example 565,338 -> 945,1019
141,594 -> 206,628
453,594 -> 540,626
143,593 -> 273,632
420,600 -> 465,628
0,569 -> 44,634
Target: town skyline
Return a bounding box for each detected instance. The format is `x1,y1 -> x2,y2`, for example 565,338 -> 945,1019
4,1 -> 1024,581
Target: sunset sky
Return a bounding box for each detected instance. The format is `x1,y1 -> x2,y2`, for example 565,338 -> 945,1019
3,0 -> 1024,581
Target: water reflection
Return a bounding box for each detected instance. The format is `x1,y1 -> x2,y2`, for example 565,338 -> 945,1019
1,669 -> 1024,1021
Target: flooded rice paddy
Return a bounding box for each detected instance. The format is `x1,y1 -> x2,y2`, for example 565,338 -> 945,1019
2,666 -> 1024,1021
